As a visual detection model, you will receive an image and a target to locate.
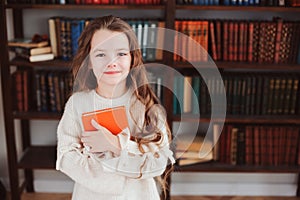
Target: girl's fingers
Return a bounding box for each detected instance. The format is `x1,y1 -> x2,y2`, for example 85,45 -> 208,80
81,131 -> 90,137
91,119 -> 102,130
82,131 -> 97,137
81,137 -> 87,143
91,119 -> 112,135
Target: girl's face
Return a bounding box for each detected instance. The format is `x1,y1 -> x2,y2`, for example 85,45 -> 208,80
90,29 -> 131,87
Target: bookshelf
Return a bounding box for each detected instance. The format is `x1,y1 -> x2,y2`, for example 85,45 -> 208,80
0,1 -> 173,200
171,1 -> 300,199
1,1 -> 300,200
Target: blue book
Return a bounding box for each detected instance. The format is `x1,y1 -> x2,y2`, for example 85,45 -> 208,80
231,0 -> 237,5
223,0 -> 230,5
213,0 -> 219,5
71,19 -> 81,57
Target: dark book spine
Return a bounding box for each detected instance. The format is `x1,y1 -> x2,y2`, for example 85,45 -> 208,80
267,76 -> 275,115
228,21 -> 234,62
236,128 -> 246,165
290,76 -> 299,115
272,76 -> 281,115
261,75 -> 269,115
238,21 -> 245,62
253,126 -> 260,165
283,76 -> 293,114
252,21 -> 260,63
47,72 -> 57,112
255,75 -> 263,115
233,21 -> 239,62
35,73 -> 41,112
40,72 -> 49,112
277,76 -> 286,114
245,126 -> 254,165
223,21 -> 229,61
274,18 -> 283,64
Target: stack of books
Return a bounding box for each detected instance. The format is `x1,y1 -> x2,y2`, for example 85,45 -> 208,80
176,134 -> 214,166
8,38 -> 54,62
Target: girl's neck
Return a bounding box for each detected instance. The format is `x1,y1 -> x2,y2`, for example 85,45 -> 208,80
96,83 -> 128,99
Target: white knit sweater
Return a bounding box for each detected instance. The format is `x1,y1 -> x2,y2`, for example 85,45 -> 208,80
56,89 -> 175,200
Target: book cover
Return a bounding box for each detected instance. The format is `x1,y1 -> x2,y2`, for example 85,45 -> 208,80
9,46 -> 52,56
81,106 -> 129,135
8,38 -> 49,48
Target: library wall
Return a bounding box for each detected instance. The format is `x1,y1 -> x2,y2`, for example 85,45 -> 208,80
0,9 -> 298,196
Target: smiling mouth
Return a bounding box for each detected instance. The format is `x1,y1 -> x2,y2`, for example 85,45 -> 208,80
103,71 -> 121,75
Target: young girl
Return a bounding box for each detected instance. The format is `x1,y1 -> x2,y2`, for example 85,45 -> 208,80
56,15 -> 175,200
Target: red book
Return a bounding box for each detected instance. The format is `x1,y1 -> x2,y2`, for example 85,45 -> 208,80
209,21 -> 218,61
247,22 -> 254,62
81,106 -> 129,135
223,21 -> 229,61
245,126 -> 253,165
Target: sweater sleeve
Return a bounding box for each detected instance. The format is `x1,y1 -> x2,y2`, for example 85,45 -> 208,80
101,122 -> 175,179
56,96 -> 125,195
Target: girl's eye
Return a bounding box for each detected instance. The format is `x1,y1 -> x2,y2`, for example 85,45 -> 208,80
96,53 -> 105,57
118,52 -> 128,56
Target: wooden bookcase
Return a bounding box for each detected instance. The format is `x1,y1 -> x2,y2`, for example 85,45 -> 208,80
1,1 -> 300,200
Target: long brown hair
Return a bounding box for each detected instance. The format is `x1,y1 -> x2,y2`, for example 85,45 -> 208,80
71,15 -> 173,198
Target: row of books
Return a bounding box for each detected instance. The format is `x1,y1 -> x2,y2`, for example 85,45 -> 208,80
173,73 -> 300,115
175,124 -> 300,166
48,17 -> 165,61
12,17 -> 300,65
35,71 -> 73,112
12,70 -> 73,112
175,18 -> 300,64
176,0 -> 299,6
174,21 -> 209,62
7,0 -> 162,4
13,69 -> 164,113
218,125 -> 300,166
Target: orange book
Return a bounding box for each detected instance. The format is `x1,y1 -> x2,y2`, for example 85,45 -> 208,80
81,106 -> 129,135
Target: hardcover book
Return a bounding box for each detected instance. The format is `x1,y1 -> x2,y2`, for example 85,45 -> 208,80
81,106 -> 129,135
8,38 -> 49,48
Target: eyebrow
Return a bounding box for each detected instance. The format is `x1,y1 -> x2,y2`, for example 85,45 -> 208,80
92,48 -> 130,53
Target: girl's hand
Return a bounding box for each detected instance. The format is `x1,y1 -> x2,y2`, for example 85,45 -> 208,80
81,119 -> 121,155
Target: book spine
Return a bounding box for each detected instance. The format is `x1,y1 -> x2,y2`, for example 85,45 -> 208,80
209,21 -> 217,61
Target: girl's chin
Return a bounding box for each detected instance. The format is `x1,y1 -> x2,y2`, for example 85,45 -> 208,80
99,79 -> 126,86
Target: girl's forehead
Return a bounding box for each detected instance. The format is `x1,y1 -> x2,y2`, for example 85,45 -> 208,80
91,29 -> 129,51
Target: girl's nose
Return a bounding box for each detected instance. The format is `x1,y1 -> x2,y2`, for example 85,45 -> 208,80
107,57 -> 118,68
107,62 -> 117,68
